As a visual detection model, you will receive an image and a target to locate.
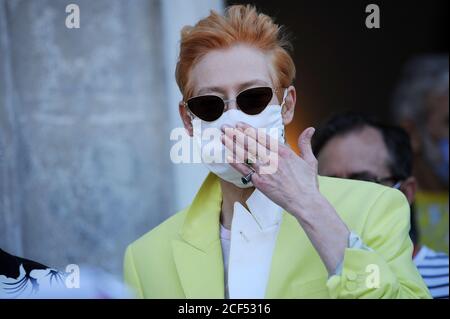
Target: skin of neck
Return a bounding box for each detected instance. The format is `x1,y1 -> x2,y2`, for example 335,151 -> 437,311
219,179 -> 255,230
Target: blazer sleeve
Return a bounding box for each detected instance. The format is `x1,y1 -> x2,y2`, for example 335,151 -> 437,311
326,188 -> 431,298
123,245 -> 144,298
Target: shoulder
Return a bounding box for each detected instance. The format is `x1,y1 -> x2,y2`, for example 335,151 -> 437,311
126,209 -> 188,256
318,176 -> 409,230
318,175 -> 407,207
319,175 -> 397,196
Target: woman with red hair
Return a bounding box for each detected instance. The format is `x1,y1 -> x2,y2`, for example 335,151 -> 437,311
124,5 -> 429,299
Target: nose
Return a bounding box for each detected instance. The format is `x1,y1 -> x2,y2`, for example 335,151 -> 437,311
224,98 -> 238,111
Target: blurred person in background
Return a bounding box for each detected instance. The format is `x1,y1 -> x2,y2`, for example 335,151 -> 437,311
392,55 -> 449,253
313,112 -> 449,299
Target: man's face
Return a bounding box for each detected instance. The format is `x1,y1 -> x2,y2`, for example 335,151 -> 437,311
426,92 -> 449,142
317,126 -> 393,185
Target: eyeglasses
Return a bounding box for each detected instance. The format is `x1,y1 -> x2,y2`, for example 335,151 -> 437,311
184,86 -> 280,122
345,172 -> 404,188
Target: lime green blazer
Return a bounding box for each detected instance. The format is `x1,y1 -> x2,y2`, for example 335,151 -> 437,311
124,174 -> 430,298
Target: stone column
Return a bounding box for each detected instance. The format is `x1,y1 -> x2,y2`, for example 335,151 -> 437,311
0,0 -> 224,277
0,0 -> 24,257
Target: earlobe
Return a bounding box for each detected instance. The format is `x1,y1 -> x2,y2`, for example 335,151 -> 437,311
282,86 -> 296,125
401,176 -> 417,205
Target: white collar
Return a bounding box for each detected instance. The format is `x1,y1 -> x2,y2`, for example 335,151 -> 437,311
243,188 -> 283,229
227,189 -> 283,298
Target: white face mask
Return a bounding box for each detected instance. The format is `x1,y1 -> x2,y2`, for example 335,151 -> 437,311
193,89 -> 288,188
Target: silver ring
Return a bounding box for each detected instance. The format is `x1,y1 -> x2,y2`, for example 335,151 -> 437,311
241,171 -> 254,185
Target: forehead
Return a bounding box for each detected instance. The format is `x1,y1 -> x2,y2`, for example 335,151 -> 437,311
189,45 -> 274,93
317,126 -> 391,176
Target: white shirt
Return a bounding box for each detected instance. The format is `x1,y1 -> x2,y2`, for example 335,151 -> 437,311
220,189 -> 283,299
413,245 -> 449,299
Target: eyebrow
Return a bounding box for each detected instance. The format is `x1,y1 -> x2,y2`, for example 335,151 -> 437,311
196,79 -> 271,96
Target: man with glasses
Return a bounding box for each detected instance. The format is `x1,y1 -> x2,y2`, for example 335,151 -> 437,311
313,112 -> 449,299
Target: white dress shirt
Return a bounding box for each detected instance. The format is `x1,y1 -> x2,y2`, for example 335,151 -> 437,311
220,189 -> 283,299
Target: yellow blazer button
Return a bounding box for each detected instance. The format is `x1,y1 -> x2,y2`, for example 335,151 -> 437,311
346,271 -> 357,281
345,281 -> 358,291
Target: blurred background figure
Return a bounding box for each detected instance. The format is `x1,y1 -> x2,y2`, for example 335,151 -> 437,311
312,113 -> 449,299
1,248 -> 131,298
392,55 -> 449,253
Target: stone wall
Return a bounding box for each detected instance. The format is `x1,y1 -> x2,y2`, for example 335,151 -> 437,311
0,0 -> 221,277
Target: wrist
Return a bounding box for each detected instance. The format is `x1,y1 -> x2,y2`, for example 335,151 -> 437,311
291,191 -> 330,221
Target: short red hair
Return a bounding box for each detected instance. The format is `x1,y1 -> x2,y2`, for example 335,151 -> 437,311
175,5 -> 296,100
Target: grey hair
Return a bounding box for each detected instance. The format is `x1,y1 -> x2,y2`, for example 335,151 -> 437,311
392,54 -> 449,125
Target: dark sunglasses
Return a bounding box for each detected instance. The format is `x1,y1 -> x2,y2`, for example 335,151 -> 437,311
346,172 -> 404,187
184,86 -> 276,122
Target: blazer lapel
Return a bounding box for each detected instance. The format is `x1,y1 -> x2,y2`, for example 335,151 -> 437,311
172,173 -> 225,298
172,239 -> 224,298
